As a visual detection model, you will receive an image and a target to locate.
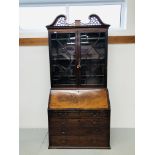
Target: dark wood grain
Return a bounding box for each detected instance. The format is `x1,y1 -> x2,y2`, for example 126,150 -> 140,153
49,135 -> 110,147
49,118 -> 109,127
48,109 -> 110,147
47,15 -> 111,149
48,90 -> 110,148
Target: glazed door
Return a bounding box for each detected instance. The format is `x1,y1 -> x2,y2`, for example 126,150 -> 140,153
50,32 -> 77,87
79,32 -> 107,87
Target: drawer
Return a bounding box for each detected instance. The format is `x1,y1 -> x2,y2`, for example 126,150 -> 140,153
80,118 -> 109,127
49,126 -> 109,136
79,136 -> 110,147
49,118 -> 79,127
49,135 -> 109,147
49,110 -> 110,118
49,136 -> 79,147
49,111 -> 79,118
49,118 -> 109,128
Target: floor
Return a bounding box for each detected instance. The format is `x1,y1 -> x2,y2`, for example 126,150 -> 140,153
19,128 -> 135,155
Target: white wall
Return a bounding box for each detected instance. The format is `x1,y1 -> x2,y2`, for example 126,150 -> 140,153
19,46 -> 50,128
108,44 -> 135,128
19,44 -> 135,128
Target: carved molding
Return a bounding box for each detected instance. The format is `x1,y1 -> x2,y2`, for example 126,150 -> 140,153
50,15 -> 68,26
46,14 -> 110,29
88,14 -> 104,25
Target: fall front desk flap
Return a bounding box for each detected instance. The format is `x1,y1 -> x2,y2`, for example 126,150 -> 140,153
49,88 -> 109,109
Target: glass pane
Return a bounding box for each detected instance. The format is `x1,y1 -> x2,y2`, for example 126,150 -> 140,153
80,32 -> 106,85
80,33 -> 106,60
50,33 -> 76,86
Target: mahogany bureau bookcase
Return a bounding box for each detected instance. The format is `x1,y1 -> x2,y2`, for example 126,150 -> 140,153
46,14 -> 111,149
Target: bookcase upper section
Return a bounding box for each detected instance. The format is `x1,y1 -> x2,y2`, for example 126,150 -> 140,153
46,14 -> 110,88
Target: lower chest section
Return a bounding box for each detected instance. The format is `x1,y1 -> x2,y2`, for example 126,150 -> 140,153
48,110 -> 110,148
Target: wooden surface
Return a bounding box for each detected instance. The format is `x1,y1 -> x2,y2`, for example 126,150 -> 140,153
48,108 -> 110,148
108,36 -> 135,44
49,89 -> 109,109
19,38 -> 48,46
19,36 -> 135,46
49,135 -> 109,147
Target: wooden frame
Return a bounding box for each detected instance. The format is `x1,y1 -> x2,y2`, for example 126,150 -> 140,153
48,29 -> 108,88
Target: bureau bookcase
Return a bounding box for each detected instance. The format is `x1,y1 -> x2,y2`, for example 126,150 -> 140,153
46,14 -> 111,148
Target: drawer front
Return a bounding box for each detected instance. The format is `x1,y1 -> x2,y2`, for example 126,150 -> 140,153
50,127 -> 109,136
49,135 -> 110,147
49,118 -> 109,128
48,110 -> 110,142
49,136 -> 79,147
79,136 -> 110,147
49,110 -> 110,118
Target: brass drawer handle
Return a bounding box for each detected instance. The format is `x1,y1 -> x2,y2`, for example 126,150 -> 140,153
91,112 -> 98,117
61,139 -> 66,143
58,113 -> 66,116
92,121 -> 96,125
92,139 -> 97,144
61,122 -> 65,125
61,131 -> 66,135
95,128 -> 99,132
